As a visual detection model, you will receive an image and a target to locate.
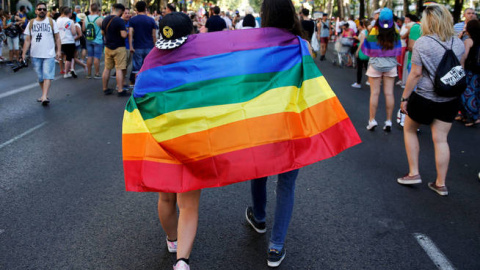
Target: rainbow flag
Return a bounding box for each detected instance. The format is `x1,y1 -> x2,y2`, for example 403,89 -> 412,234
361,26 -> 402,57
122,28 -> 361,193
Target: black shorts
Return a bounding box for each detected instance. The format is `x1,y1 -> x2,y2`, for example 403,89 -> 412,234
61,44 -> 76,61
80,36 -> 86,49
407,92 -> 459,125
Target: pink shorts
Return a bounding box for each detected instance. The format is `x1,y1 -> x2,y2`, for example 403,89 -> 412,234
366,65 -> 397,78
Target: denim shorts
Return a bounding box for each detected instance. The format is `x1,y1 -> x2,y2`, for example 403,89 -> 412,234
86,41 -> 104,59
132,48 -> 152,73
32,57 -> 56,82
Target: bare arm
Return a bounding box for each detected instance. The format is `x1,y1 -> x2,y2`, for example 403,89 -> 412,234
69,21 -> 76,35
152,28 -> 156,46
129,27 -> 134,52
55,33 -> 62,59
120,30 -> 127,39
461,38 -> 473,67
21,35 -> 31,59
400,63 -> 423,113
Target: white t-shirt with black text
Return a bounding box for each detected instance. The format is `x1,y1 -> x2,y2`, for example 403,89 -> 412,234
24,18 -> 59,58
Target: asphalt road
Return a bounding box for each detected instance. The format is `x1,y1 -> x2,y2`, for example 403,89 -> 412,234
0,49 -> 479,270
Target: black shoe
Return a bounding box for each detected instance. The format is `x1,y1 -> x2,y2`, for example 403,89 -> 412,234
117,90 -> 131,97
320,55 -> 326,61
103,88 -> 114,95
267,248 -> 286,268
245,207 -> 266,233
70,70 -> 77,78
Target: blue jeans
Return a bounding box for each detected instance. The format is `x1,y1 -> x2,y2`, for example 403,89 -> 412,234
251,169 -> 299,251
132,48 -> 152,74
32,57 -> 55,82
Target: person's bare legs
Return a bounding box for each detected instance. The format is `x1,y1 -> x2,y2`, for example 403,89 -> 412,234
430,119 -> 453,187
176,190 -> 201,260
102,68 -> 111,90
158,193 -> 178,241
403,116 -> 421,176
368,76 -> 382,121
383,76 -> 395,122
115,68 -> 124,92
86,57 -> 93,76
94,57 -> 100,75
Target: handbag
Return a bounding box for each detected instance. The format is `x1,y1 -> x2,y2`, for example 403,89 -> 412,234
311,24 -> 320,52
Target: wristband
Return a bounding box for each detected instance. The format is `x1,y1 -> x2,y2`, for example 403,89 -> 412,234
401,97 -> 409,102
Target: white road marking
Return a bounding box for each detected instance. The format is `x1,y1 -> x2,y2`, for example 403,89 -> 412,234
0,122 -> 48,150
0,62 -> 104,100
0,75 -> 63,100
414,233 -> 456,270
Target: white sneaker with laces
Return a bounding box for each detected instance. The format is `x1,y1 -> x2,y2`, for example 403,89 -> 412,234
166,237 -> 177,253
64,73 -> 72,78
366,119 -> 378,131
351,82 -> 361,88
383,120 -> 392,132
366,81 -> 370,86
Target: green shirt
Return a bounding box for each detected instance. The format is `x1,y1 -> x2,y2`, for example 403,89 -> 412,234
407,23 -> 422,66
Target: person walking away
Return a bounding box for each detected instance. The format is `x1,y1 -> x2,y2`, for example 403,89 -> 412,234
300,8 -> 314,40
361,8 -> 401,132
220,11 -> 232,30
83,3 -> 103,79
318,13 -> 330,61
101,4 -> 128,96
151,14 -> 200,270
397,4 -> 465,196
0,10 -> 6,62
460,20 -> 480,126
237,14 -> 255,29
22,2 -> 61,105
352,19 -> 369,88
70,13 -> 86,76
128,1 -> 158,87
56,7 -> 77,78
245,0 -> 312,267
205,6 -> 226,32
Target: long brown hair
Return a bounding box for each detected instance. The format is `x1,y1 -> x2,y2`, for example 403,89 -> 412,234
261,0 -> 307,40
375,19 -> 398,50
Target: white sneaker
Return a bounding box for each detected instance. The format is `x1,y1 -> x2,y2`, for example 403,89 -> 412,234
366,81 -> 370,86
395,81 -> 403,86
351,82 -> 361,88
366,119 -> 378,131
173,260 -> 190,270
63,73 -> 72,78
166,237 -> 177,253
383,120 -> 392,132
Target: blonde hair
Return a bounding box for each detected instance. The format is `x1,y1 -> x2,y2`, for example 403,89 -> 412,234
421,4 -> 455,42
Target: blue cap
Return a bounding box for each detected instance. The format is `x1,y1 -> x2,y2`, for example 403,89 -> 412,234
379,8 -> 394,29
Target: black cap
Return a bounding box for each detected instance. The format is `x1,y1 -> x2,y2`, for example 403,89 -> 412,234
156,12 -> 193,50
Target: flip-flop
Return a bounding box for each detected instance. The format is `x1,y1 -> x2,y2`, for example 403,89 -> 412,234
41,98 -> 50,106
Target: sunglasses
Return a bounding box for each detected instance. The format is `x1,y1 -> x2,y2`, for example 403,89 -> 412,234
37,8 -> 47,11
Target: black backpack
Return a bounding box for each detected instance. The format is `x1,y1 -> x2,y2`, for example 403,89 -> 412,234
425,36 -> 466,97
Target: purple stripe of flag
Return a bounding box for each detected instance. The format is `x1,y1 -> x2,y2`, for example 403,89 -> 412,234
139,27 -> 299,75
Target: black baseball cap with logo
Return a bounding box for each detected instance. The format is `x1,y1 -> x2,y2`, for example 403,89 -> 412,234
156,12 -> 193,50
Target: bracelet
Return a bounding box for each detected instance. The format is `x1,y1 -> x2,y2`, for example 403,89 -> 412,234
401,97 -> 409,102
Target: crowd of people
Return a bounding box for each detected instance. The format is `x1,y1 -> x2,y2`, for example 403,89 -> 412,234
1,1 -> 479,269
